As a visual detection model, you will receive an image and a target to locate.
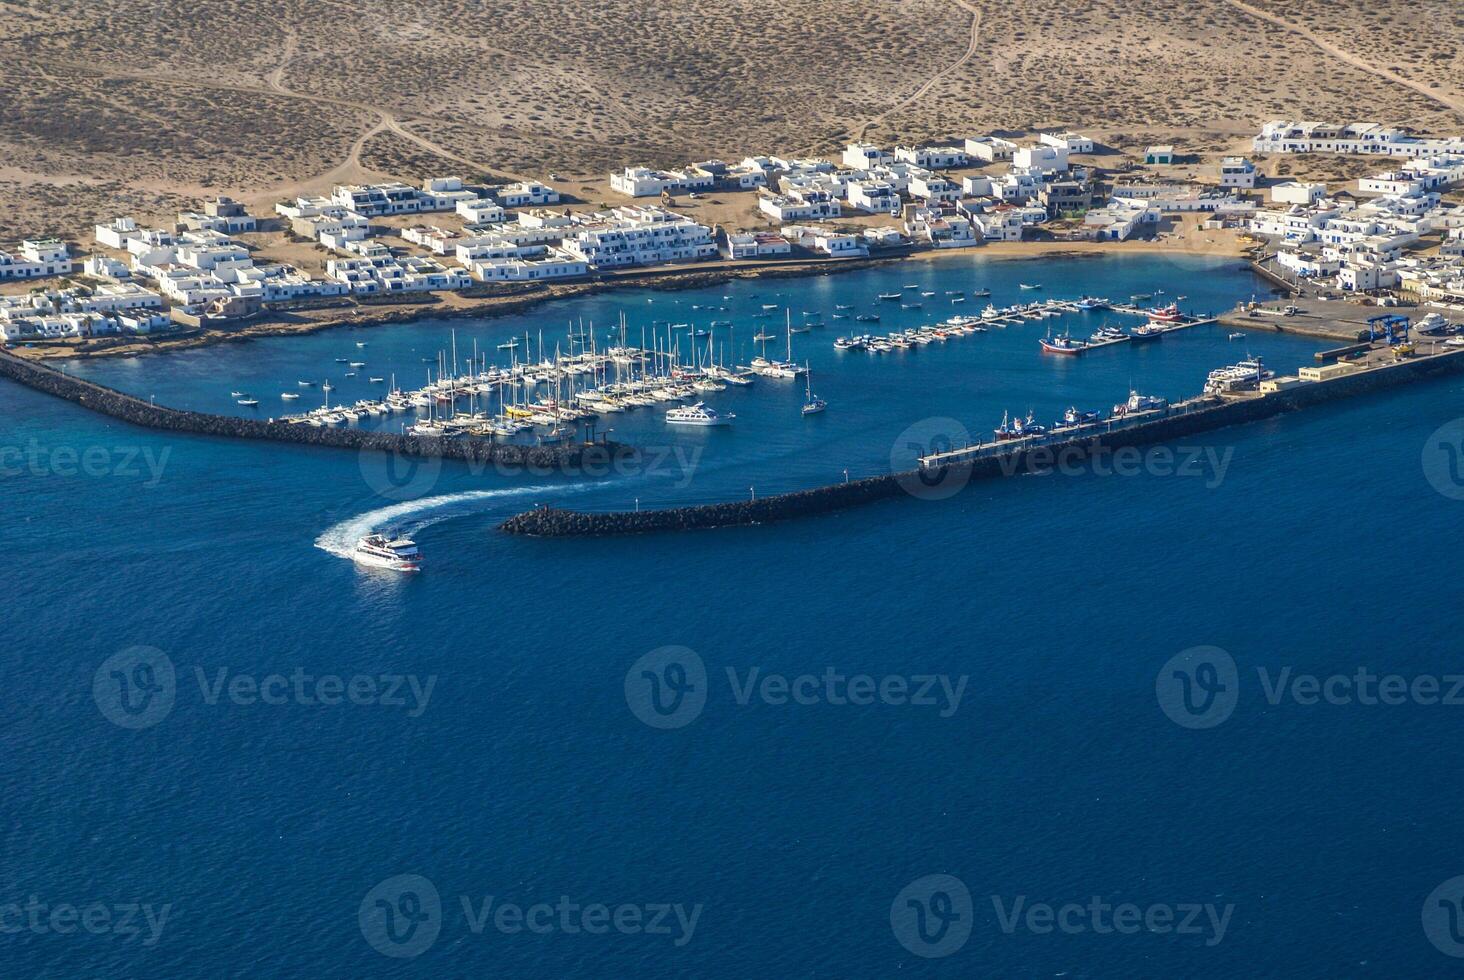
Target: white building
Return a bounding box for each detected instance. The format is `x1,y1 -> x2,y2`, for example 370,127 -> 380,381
497,182 -> 560,208
842,143 -> 891,170
965,136 -> 1017,162
562,206 -> 716,268
1271,182 -> 1327,206
724,232 -> 792,260
0,240 -> 70,280
1219,157 -> 1257,189
610,166 -> 714,198
95,217 -> 141,250
1253,120 -> 1464,158
1013,145 -> 1069,175
457,199 -> 507,224
466,248 -> 588,282
908,174 -> 961,205
1040,132 -> 1095,154
894,145 -> 968,169
847,180 -> 900,214
759,189 -> 841,222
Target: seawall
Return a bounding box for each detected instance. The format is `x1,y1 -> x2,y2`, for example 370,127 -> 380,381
0,349 -> 630,471
499,347 -> 1464,536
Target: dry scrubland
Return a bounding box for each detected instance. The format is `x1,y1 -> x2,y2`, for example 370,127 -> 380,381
0,0 -> 1460,239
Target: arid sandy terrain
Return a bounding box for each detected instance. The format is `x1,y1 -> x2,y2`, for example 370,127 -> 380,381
0,0 -> 1460,239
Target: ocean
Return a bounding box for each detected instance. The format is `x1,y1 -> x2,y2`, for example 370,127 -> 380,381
8,251 -> 1464,976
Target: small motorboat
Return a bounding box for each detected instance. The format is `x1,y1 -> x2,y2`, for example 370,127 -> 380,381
1019,283 -> 1042,291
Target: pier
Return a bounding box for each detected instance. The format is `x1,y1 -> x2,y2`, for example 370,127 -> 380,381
0,349 -> 630,472
499,340 -> 1464,536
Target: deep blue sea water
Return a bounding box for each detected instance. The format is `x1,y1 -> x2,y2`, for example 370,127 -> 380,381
9,252 -> 1464,976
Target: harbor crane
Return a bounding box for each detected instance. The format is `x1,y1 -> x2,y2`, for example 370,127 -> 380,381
1367,313 -> 1410,345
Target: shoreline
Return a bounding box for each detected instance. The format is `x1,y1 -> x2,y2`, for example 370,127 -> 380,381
14,235 -> 1251,363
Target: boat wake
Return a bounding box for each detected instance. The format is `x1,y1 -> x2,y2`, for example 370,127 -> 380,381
314,483 -> 602,559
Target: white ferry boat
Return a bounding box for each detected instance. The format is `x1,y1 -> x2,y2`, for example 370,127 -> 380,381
666,402 -> 733,426
353,533 -> 422,572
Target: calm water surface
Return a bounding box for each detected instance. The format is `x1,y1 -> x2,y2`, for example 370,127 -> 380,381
8,252 -> 1464,976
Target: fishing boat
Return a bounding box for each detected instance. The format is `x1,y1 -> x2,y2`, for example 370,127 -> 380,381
1074,296 -> 1109,311
951,296 -> 966,304
1058,406 -> 1102,427
1039,331 -> 1087,355
801,368 -> 826,416
994,411 -> 1046,440
920,291 -> 936,298
904,284 -> 919,290
878,292 -> 902,301
971,288 -> 991,298
833,336 -> 865,351
230,390 -> 244,397
1019,283 -> 1042,291
666,402 -> 733,426
353,533 -> 422,573
1112,390 -> 1168,416
1130,324 -> 1165,342
1148,303 -> 1183,323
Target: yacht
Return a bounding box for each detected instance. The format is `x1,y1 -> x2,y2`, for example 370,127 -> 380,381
666,402 -> 733,426
353,533 -> 422,573
971,288 -> 992,298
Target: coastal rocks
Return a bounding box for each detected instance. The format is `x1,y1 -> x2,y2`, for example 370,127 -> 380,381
0,349 -> 631,472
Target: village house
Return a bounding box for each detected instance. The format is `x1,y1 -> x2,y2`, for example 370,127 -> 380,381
1013,144 -> 1069,175
964,136 -> 1017,162
561,206 -> 716,268
908,174 -> 961,205
1039,132 -> 1096,154
846,179 -> 901,214
780,225 -> 870,258
0,240 -> 71,280
1219,157 -> 1257,189
610,166 -> 714,198
1271,181 -> 1327,206
496,181 -> 560,208
903,207 -> 978,248
723,232 -> 793,260
1144,145 -> 1175,166
1253,121 -> 1464,158
457,199 -> 507,224
842,142 -> 892,170
465,248 -> 588,283
83,255 -> 131,280
759,189 -> 841,222
894,145 -> 968,169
